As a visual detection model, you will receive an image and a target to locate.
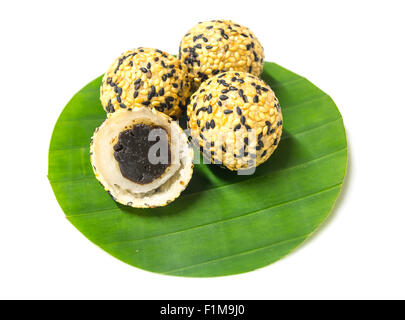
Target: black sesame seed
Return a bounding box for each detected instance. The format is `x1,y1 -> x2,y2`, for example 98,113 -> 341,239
273,138 -> 278,145
196,107 -> 205,116
159,88 -> 164,96
206,45 -> 213,49
220,95 -> 228,100
243,95 -> 248,103
229,86 -> 238,91
238,89 -> 244,98
147,62 -> 151,69
253,95 -> 259,103
240,116 -> 246,125
261,150 -> 267,157
218,100 -> 222,107
234,124 -> 241,131
269,128 -> 275,134
106,100 -> 114,113
206,122 -> 210,130
133,91 -> 138,98
224,109 -> 233,114
244,137 -> 249,145
236,106 -> 242,115
207,105 -> 212,113
253,51 -> 259,62
119,103 -> 127,108
210,119 -> 215,128
277,120 -> 283,127
197,119 -> 201,127
141,101 -> 150,106
212,69 -> 220,75
116,95 -> 122,103
207,93 -> 212,100
245,124 -> 252,130
141,67 -> 148,73
173,83 -> 178,88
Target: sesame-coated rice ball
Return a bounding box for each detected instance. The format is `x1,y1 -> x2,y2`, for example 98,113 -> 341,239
187,71 -> 282,171
90,107 -> 194,208
100,47 -> 191,120
179,20 -> 264,89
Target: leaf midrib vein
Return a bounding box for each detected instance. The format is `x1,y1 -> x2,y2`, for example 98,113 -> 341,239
64,146 -> 347,217
162,234 -> 309,274
100,182 -> 341,247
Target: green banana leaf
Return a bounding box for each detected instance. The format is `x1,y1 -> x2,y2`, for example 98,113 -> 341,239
48,62 -> 347,277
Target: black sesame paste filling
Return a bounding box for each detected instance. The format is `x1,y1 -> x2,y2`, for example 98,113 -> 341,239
113,124 -> 171,184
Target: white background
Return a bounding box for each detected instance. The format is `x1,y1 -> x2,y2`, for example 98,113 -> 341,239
1,0 -> 404,300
